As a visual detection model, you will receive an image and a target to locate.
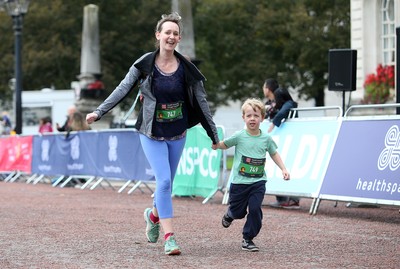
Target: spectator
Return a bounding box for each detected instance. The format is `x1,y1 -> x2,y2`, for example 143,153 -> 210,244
1,111 -> 12,135
57,105 -> 76,132
38,116 -> 53,134
263,78 -> 300,209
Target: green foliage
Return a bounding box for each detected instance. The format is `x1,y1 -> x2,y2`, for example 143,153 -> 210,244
194,0 -> 350,107
0,0 -> 350,110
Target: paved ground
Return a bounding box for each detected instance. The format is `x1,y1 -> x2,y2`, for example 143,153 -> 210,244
0,181 -> 399,269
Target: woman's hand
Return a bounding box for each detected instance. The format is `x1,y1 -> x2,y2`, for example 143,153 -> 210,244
86,113 -> 98,124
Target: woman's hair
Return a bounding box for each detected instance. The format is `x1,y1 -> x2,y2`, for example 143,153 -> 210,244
264,78 -> 279,93
155,12 -> 183,34
69,112 -> 90,131
274,88 -> 296,109
241,98 -> 266,117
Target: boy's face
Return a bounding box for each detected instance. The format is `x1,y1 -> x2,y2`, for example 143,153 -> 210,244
242,105 -> 264,132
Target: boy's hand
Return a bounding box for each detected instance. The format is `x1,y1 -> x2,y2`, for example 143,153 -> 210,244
211,143 -> 218,150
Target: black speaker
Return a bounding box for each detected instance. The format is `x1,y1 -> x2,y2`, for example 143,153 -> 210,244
328,49 -> 357,91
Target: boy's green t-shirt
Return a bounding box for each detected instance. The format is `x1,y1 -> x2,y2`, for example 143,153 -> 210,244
224,129 -> 277,184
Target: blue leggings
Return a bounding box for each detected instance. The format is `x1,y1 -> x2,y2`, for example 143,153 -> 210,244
139,134 -> 186,219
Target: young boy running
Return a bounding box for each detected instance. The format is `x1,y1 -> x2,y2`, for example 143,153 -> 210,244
212,98 -> 290,251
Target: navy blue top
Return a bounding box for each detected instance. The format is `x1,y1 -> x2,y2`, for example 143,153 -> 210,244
152,62 -> 188,138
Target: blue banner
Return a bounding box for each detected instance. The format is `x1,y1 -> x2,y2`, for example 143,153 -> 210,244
31,130 -> 154,181
320,120 -> 400,202
96,130 -> 154,180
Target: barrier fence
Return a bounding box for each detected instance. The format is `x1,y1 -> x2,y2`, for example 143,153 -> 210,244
1,105 -> 399,211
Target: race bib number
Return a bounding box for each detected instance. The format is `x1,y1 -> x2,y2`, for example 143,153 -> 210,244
156,102 -> 183,122
238,156 -> 266,178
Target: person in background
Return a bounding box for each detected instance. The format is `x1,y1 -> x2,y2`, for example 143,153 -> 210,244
57,105 -> 76,132
68,112 -> 90,132
212,98 -> 290,252
85,12 -> 219,255
263,78 -> 300,209
38,116 -> 53,134
1,111 -> 12,135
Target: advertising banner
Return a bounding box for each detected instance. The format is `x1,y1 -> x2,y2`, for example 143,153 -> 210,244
319,120 -> 400,203
260,119 -> 340,197
173,126 -> 223,197
32,130 -> 154,181
0,136 -> 32,172
96,130 -> 154,181
32,133 -> 97,176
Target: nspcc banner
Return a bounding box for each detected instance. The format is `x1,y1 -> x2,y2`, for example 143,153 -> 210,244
173,126 -> 223,197
320,120 -> 400,203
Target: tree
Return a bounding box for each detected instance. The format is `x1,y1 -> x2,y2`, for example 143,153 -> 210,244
193,0 -> 350,107
0,0 -> 170,110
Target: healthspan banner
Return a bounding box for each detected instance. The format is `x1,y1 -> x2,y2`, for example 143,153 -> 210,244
319,119 -> 400,204
0,135 -> 32,173
173,126 -> 224,198
260,119 -> 341,198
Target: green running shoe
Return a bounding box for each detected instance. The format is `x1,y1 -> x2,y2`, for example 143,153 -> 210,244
164,235 -> 181,255
143,208 -> 160,243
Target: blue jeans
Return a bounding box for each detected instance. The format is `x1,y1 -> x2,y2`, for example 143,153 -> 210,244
139,134 -> 186,219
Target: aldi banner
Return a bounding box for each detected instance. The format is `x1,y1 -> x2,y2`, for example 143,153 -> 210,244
173,126 -> 224,197
96,130 -> 154,181
0,135 -> 32,173
319,120 -> 400,204
261,119 -> 341,198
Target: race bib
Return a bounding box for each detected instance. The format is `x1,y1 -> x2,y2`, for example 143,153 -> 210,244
238,156 -> 266,178
156,102 -> 183,122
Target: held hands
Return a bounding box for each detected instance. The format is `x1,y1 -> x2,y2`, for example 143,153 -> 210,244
211,143 -> 219,150
86,113 -> 98,125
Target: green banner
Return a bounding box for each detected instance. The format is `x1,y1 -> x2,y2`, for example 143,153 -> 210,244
173,126 -> 224,197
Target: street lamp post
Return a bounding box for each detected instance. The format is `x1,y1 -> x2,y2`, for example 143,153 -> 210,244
3,0 -> 30,134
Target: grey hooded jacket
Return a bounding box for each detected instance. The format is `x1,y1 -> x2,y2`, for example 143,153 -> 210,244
93,49 -> 219,144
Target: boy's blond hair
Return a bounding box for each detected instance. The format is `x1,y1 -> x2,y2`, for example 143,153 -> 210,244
241,98 -> 266,116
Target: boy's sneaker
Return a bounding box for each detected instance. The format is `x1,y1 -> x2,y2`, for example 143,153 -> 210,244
164,235 -> 181,255
242,239 -> 259,252
280,200 -> 300,209
222,213 -> 233,228
143,208 -> 160,243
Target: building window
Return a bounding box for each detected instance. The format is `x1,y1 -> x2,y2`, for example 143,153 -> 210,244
381,0 -> 395,65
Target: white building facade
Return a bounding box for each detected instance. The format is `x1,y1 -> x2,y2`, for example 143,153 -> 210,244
350,0 -> 399,102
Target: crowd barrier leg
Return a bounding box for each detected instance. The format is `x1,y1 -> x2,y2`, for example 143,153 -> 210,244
80,176 -> 96,190
222,189 -> 229,205
59,176 -> 74,188
8,171 -> 23,183
127,181 -> 145,195
90,177 -> 105,190
26,173 -> 38,184
32,174 -> 45,185
118,180 -> 132,193
202,188 -> 224,204
2,172 -> 16,182
104,179 -> 116,191
52,176 -> 65,187
311,198 -> 321,215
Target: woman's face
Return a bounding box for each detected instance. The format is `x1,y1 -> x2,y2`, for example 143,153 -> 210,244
156,21 -> 181,52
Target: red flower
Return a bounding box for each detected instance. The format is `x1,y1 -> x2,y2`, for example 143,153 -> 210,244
362,64 -> 395,104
